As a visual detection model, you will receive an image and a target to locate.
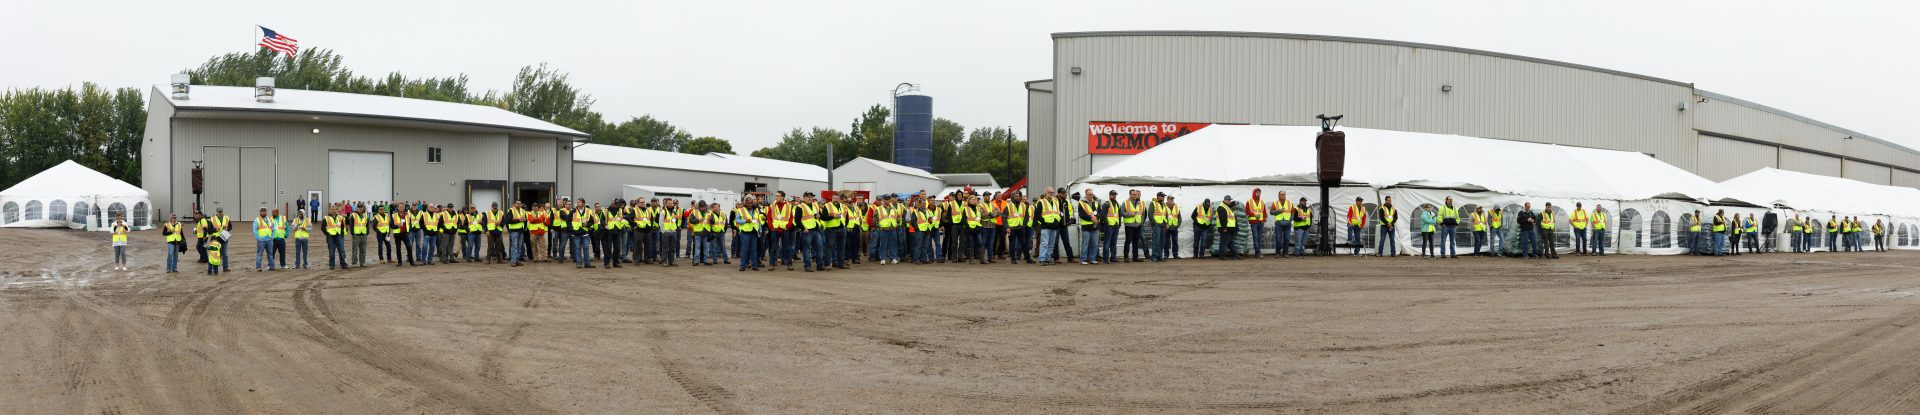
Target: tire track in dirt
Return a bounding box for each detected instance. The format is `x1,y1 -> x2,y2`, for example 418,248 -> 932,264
648,327 -> 744,415
290,272 -> 555,415
1612,304 -> 1920,414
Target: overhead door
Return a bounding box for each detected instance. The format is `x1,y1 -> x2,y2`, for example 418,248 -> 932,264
240,147 -> 277,219
202,147 -> 241,214
470,188 -> 502,212
329,150 -> 393,205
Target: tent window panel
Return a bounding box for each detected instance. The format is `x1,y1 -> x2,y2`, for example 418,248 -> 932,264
1679,213 -> 1698,250
1306,203 -> 1327,249
1620,209 -> 1642,248
1454,204 -> 1479,248
25,200 -> 42,221
49,200 -> 66,222
1549,207 -> 1570,248
108,203 -> 127,225
1650,212 -> 1672,248
1810,220 -> 1824,248
72,202 -> 89,226
3,201 -> 16,224
133,202 -> 149,227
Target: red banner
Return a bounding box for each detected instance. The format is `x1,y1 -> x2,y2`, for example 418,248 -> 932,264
1087,121 -> 1211,155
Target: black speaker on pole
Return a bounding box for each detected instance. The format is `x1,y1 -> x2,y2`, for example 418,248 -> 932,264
1314,115 -> 1344,255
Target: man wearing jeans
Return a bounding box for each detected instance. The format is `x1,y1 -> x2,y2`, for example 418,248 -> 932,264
1245,189 -> 1267,258
1077,190 -> 1102,265
1036,190 -> 1062,265
1518,202 -> 1539,258
1273,191 -> 1291,258
1487,207 -> 1505,257
1192,200 -> 1214,259
1377,197 -> 1398,257
507,201 -> 527,267
1570,203 -> 1590,256
1291,197 -> 1312,256
1346,197 -> 1368,256
1437,197 -> 1459,259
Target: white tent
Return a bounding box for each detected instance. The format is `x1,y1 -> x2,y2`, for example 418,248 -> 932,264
1076,125 -> 1762,255
1721,168 -> 1920,250
0,160 -> 153,231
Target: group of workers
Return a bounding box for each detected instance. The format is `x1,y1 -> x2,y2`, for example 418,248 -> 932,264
137,187 -> 1901,274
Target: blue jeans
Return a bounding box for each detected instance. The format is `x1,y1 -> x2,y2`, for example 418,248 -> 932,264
1574,228 -> 1588,253
571,233 -> 590,267
1348,225 -> 1364,255
1293,228 -> 1310,255
1592,229 -> 1609,254
1438,225 -> 1457,256
422,233 -> 437,263
1038,228 -> 1058,263
823,229 -> 842,267
912,231 -> 929,263
738,232 -> 759,270
1147,225 -> 1164,261
1080,228 -> 1101,263
1472,231 -> 1486,255
1521,229 -> 1539,257
976,229 -> 995,261
1378,228 -> 1397,256
1489,228 -> 1505,256
506,231 -> 524,265
166,243 -> 179,272
1274,223 -> 1290,256
295,239 -> 308,268
709,233 -> 726,264
1250,222 -> 1266,255
255,239 -> 272,269
1713,233 -> 1727,255
880,229 -> 900,261
804,231 -> 824,268
1101,227 -> 1118,262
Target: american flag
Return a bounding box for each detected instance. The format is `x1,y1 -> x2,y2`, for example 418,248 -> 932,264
258,26 -> 299,57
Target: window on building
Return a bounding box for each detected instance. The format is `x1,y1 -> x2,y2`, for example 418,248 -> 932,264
428,146 -> 444,164
25,200 -> 42,221
2,201 -> 17,224
1650,211 -> 1672,248
49,200 -> 67,222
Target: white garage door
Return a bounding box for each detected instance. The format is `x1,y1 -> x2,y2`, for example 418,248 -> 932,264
470,188 -> 502,211
329,150 -> 393,204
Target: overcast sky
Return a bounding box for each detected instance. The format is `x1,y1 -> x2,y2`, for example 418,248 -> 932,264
6,1 -> 1917,152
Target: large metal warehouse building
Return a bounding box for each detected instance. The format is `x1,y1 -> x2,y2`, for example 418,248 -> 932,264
142,82 -> 587,220
1027,31 -> 1920,191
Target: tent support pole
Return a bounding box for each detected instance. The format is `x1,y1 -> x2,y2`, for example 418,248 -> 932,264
1318,183 -> 1332,256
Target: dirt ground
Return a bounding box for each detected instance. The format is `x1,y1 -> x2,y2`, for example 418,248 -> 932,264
5,228 -> 1920,414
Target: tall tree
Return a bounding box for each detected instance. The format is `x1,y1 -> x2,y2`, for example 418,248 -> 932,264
490,63 -> 602,134
681,136 -> 734,155
594,115 -> 691,152
751,127 -> 846,168
0,85 -> 146,189
930,117 -> 964,173
953,126 -> 1027,187
848,104 -> 893,163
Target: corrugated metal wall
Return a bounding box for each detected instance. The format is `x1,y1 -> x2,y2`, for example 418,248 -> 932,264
168,118 -> 514,217
1051,34 -> 1697,181
1026,82 -> 1057,189
1843,160 -> 1893,185
1897,170 -> 1920,187
141,89 -> 175,213
1780,149 -> 1842,177
1039,33 -> 1920,191
1697,135 -> 1778,181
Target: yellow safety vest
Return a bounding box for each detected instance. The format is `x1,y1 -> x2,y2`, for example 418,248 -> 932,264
1194,205 -> 1212,226
293,217 -> 311,239
375,213 -> 391,233
1247,199 -> 1266,222
1217,205 -> 1237,228
1488,210 -> 1500,229
1166,203 -> 1181,227
164,222 -> 183,243
1122,200 -> 1145,225
1275,200 -> 1293,221
733,207 -> 760,232
207,240 -> 223,266
1382,206 -> 1398,227
1103,202 -> 1120,226
658,208 -> 679,232
1593,212 -> 1608,230
1471,211 -> 1487,231
324,215 -> 342,236
1292,205 -> 1311,228
1007,203 -> 1027,228
112,224 -> 129,244
1039,199 -> 1062,223
1571,209 -> 1589,230
1713,215 -> 1727,232
351,213 -> 368,234
1349,204 -> 1368,226
256,217 -> 275,238
1541,211 -> 1556,230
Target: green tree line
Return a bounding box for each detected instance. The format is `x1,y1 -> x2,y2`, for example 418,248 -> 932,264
752,107 -> 1028,187
0,84 -> 145,191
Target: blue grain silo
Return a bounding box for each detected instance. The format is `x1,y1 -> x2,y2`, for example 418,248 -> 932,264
893,94 -> 934,172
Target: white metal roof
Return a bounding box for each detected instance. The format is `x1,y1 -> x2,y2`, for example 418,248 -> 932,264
157,85 -> 588,138
573,144 -> 827,182
936,173 -> 1000,187
1721,168 -> 1920,218
842,157 -> 940,180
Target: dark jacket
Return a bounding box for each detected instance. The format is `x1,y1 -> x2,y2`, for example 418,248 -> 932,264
1518,210 -> 1538,231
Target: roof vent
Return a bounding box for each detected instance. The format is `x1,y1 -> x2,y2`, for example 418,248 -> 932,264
170,74 -> 191,100
254,77 -> 276,103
